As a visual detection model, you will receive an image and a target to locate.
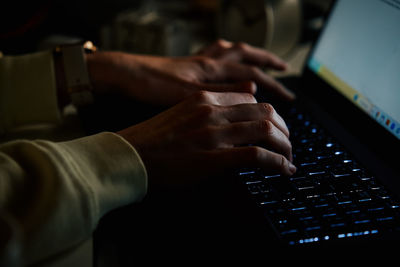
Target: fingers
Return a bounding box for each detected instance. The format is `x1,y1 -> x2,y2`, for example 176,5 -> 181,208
195,81 -> 257,95
191,90 -> 257,106
222,42 -> 288,71
216,120 -> 293,162
198,39 -> 288,71
184,91 -> 295,176
196,39 -> 233,57
193,40 -> 295,101
221,103 -> 289,138
210,146 -> 296,176
214,62 -> 296,101
187,92 -> 291,158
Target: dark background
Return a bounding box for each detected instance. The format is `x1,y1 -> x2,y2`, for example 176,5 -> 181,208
0,0 -> 328,55
1,1 -> 336,263
1,0 -> 138,53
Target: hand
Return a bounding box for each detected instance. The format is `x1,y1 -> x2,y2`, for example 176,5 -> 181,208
86,40 -> 294,107
117,91 -> 296,187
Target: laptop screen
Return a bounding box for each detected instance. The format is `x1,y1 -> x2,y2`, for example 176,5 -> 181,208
307,0 -> 400,140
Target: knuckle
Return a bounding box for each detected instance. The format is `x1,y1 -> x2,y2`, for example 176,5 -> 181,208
242,92 -> 257,103
195,56 -> 217,73
234,42 -> 248,52
216,39 -> 227,47
193,90 -> 212,103
259,120 -> 274,135
247,146 -> 263,162
278,154 -> 288,172
196,104 -> 216,119
262,103 -> 275,118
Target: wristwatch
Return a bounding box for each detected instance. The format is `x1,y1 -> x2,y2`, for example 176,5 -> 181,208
53,41 -> 97,107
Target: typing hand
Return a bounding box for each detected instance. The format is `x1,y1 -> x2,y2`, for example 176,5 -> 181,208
86,40 -> 294,107
117,91 -> 295,187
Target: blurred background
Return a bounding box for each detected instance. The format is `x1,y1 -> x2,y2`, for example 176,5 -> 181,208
0,1 -> 334,265
0,0 -> 335,137
1,0 -> 332,65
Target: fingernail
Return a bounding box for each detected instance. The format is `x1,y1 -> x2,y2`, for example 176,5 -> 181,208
288,162 -> 297,175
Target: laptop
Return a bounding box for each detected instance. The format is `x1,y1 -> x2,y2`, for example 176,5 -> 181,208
93,0 -> 400,262
238,0 -> 400,249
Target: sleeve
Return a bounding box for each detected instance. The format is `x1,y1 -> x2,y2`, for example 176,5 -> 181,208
0,132 -> 147,264
0,51 -> 61,134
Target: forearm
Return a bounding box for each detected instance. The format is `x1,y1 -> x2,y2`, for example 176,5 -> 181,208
85,51 -> 146,95
0,132 -> 147,264
85,51 -> 120,93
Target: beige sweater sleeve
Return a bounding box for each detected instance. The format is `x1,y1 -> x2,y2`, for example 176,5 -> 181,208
0,132 -> 148,264
0,50 -> 61,133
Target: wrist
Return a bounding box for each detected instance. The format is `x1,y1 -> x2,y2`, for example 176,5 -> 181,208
85,51 -> 127,95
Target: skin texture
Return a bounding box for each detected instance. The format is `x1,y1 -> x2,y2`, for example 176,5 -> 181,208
84,40 -> 296,187
86,39 -> 294,106
117,91 -> 296,187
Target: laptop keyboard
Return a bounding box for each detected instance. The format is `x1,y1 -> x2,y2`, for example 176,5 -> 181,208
239,106 -> 400,245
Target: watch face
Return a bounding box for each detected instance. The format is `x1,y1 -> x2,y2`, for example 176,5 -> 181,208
218,0 -> 268,48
